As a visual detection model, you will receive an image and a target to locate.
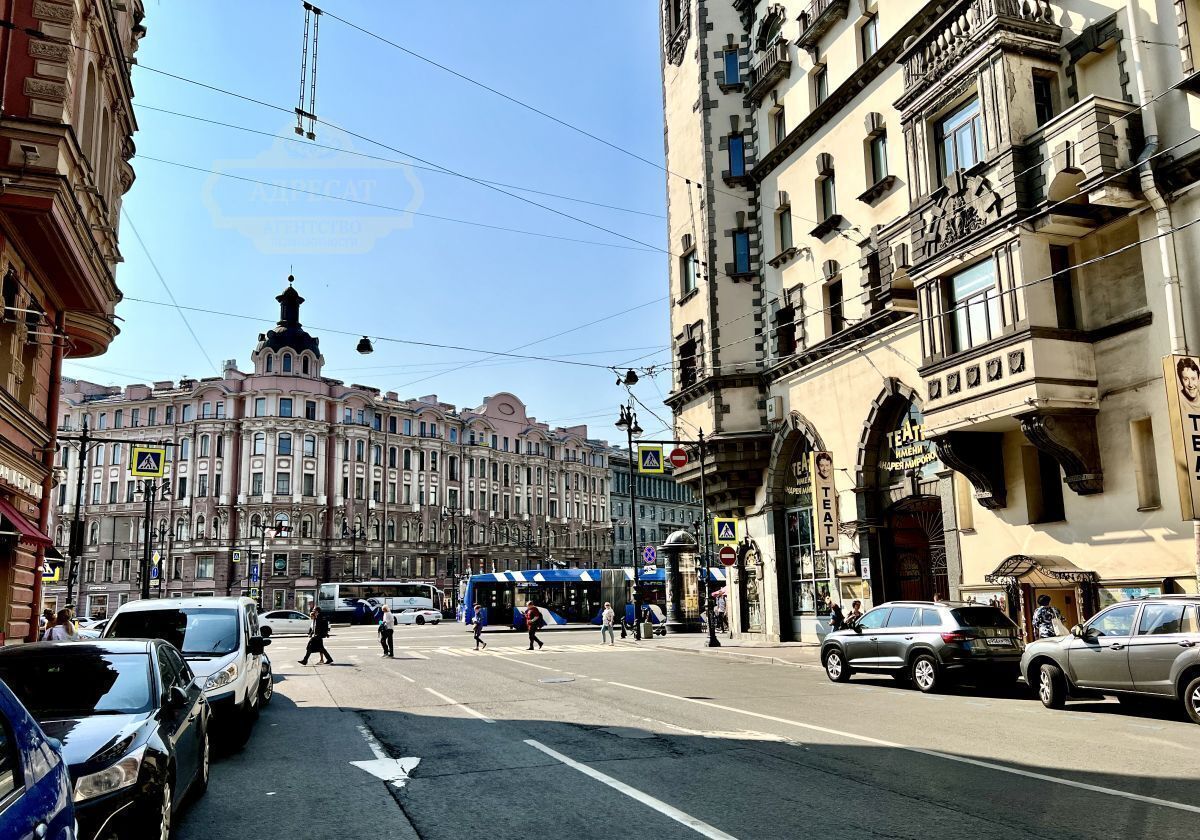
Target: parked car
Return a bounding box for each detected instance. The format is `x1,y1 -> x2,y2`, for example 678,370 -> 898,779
822,601 -> 1024,692
0,677 -> 76,840
104,597 -> 269,745
0,640 -> 209,840
395,608 -> 441,626
257,610 -> 311,636
1020,595 -> 1200,723
76,620 -> 107,641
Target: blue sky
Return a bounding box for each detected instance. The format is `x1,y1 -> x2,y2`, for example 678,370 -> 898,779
64,0 -> 675,437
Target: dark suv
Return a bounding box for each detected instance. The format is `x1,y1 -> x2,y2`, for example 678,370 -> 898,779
821,601 -> 1024,692
1020,595 -> 1200,723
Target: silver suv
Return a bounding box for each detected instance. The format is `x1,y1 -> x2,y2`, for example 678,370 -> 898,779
1020,595 -> 1200,723
821,601 -> 1024,692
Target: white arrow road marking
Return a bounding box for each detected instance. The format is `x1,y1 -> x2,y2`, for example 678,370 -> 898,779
352,724 -> 420,789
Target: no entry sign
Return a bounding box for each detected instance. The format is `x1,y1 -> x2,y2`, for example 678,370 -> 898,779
718,546 -> 737,566
669,447 -> 688,468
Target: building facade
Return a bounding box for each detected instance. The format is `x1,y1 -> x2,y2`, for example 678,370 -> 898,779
46,280 -> 613,619
0,1 -> 143,643
608,448 -> 701,566
661,0 -> 1200,642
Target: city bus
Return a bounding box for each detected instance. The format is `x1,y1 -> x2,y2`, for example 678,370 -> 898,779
318,580 -> 444,623
459,567 -> 727,628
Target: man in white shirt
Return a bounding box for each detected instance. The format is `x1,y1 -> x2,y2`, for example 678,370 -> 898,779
378,604 -> 397,657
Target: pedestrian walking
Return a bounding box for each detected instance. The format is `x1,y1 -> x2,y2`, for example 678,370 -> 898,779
378,604 -> 397,657
825,595 -> 846,631
600,602 -> 615,646
44,609 -> 78,642
845,600 -> 864,628
524,601 -> 544,650
472,604 -> 487,650
713,592 -> 728,633
299,607 -> 334,665
1032,594 -> 1065,639
38,608 -> 52,636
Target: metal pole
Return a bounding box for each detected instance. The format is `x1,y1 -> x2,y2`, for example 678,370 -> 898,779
699,430 -> 719,647
140,480 -> 153,599
625,410 -> 641,641
65,418 -> 88,607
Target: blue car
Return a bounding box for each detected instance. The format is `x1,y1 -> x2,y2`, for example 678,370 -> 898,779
0,677 -> 76,840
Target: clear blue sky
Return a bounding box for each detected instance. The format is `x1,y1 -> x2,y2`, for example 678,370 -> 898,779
64,0 -> 675,438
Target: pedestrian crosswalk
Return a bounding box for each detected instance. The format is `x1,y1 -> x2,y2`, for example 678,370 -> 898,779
394,643 -> 647,658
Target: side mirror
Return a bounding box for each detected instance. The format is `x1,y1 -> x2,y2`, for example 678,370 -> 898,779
853,624 -> 863,634
1070,624 -> 1083,638
247,636 -> 269,655
260,625 -> 273,638
167,685 -> 188,709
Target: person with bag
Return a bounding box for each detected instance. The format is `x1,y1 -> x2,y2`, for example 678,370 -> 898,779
524,601 -> 545,651
472,604 -> 488,651
1032,594 -> 1066,639
378,604 -> 397,657
600,602 -> 615,646
299,607 -> 334,664
44,609 -> 78,642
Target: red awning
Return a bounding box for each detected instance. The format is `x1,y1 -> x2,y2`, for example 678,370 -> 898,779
0,497 -> 51,547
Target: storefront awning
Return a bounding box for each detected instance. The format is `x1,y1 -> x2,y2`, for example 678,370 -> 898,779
44,544 -> 64,560
985,554 -> 1098,587
0,497 -> 51,547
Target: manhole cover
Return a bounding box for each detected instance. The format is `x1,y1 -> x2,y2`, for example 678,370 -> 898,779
538,676 -> 575,684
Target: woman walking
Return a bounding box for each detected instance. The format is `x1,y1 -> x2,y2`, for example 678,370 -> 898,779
472,604 -> 488,650
299,607 -> 334,665
600,602 -> 615,646
43,609 -> 78,641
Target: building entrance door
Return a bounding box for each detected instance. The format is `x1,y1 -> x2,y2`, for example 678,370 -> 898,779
886,498 -> 947,602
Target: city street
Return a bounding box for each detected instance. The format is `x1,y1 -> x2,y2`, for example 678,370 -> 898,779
178,624 -> 1200,840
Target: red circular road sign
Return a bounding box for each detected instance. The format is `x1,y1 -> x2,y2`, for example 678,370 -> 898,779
669,447 -> 688,468
718,545 -> 737,566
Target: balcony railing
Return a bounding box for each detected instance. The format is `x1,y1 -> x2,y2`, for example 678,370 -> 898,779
796,0 -> 849,53
746,41 -> 792,104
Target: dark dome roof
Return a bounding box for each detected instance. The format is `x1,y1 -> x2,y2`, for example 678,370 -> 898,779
260,279 -> 320,356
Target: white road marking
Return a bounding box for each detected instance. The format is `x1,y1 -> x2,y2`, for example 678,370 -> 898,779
525,739 -> 737,839
491,654 -> 559,672
424,688 -> 495,724
394,672 -> 417,684
349,724 -> 422,789
607,681 -> 1200,815
401,650 -> 429,660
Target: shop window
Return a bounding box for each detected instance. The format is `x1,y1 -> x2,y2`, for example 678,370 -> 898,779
944,260 -> 1000,353
935,97 -> 984,178
1130,418 -> 1161,511
1021,447 -> 1065,524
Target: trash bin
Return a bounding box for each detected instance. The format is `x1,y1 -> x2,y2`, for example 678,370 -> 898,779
639,621 -> 654,639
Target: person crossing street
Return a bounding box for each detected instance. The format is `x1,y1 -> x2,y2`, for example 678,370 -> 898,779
299,607 -> 333,665
524,600 -> 545,650
472,604 -> 488,650
378,604 -> 397,657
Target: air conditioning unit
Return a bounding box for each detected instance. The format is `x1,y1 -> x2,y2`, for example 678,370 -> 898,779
765,396 -> 784,422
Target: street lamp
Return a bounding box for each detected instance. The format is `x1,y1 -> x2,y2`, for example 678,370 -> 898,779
616,404 -> 644,639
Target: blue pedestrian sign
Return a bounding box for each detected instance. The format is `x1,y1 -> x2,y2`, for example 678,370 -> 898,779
713,518 -> 739,546
642,545 -> 656,565
249,564 -> 260,584
129,445 -> 166,478
637,445 -> 665,474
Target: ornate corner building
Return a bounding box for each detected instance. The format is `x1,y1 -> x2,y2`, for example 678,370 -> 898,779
661,0 -> 1200,641
0,1 -> 144,643
44,280 -> 616,619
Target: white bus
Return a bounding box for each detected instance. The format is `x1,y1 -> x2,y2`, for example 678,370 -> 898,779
317,581 -> 444,623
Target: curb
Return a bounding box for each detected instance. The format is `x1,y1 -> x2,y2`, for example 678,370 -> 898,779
657,643 -> 823,671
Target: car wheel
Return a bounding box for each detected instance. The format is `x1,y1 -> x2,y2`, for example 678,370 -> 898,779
911,653 -> 940,693
824,648 -> 850,683
1038,662 -> 1067,709
1183,675 -> 1200,725
416,616 -> 425,625
193,728 -> 210,798
155,779 -> 172,840
259,674 -> 273,706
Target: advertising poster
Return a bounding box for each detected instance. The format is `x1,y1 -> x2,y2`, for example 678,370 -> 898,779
811,451 -> 839,553
1164,354 -> 1200,519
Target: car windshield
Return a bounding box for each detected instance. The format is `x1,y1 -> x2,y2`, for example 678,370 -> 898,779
0,652 -> 152,716
107,608 -> 240,656
950,607 -> 1014,629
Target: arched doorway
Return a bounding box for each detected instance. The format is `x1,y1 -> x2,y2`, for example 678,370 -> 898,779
888,497 -> 948,601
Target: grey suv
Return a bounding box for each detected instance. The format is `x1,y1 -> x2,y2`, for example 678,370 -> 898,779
1020,595 -> 1200,723
821,601 -> 1024,692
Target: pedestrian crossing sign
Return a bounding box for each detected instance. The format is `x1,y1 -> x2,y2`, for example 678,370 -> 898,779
637,445 -> 664,474
713,518 -> 738,546
129,445 -> 166,478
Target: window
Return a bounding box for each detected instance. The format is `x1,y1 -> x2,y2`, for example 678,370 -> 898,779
305,400 -> 317,420
196,555 -> 214,579
199,435 -> 210,457
278,433 -> 292,456
131,408 -> 139,426
251,472 -> 264,496
403,419 -> 412,435
1130,417 -> 1161,511
179,438 -> 190,460
303,435 -> 316,457
356,440 -> 365,462
302,473 -> 315,497
1087,604 -> 1139,638
704,43 -> 732,89
177,476 -> 187,499
813,65 -> 828,105
107,481 -> 117,503
886,606 -> 919,627
198,474 -> 208,497
946,260 -> 1000,353
148,407 -> 157,425
1021,447 -> 1065,524
860,13 -> 878,60
279,398 -> 293,418
1137,603 -> 1186,636
254,398 -> 266,417
857,608 -> 891,630
819,172 -> 837,221
1033,72 -> 1056,127
826,280 -> 844,335
355,477 -> 364,499
111,445 -> 122,466
182,405 -> 193,422
776,207 -> 793,252
936,97 -> 984,177
302,356 -> 310,375
253,432 -> 266,456
165,406 -> 174,424
216,436 -> 224,458
265,354 -> 273,372
728,134 -> 745,177
772,106 -> 786,146
680,249 -> 697,296
1048,245 -> 1077,330
276,472 -> 291,495
282,353 -> 292,373
869,133 -> 888,184
216,403 -> 225,418
733,230 -> 751,274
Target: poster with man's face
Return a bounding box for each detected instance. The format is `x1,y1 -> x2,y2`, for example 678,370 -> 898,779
1163,355 -> 1200,519
810,451 -> 840,553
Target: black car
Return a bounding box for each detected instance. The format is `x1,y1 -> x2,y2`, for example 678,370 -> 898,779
0,640 -> 210,840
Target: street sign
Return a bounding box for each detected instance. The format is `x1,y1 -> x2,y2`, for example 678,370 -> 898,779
40,560 -> 61,582
861,558 -> 871,579
150,565 -> 160,580
643,565 -> 657,575
642,545 -> 656,565
713,518 -> 738,546
232,550 -> 242,563
669,447 -> 688,468
152,551 -> 160,565
129,445 -> 166,478
249,564 -> 260,583
719,545 -> 737,566
637,445 -> 664,474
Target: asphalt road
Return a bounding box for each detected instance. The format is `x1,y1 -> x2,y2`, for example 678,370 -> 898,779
177,624 -> 1200,840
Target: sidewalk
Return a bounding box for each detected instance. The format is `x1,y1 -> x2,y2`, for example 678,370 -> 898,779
655,633 -> 823,669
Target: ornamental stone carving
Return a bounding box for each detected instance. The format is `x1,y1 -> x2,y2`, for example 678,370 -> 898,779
923,170 -> 1003,256
663,0 -> 691,66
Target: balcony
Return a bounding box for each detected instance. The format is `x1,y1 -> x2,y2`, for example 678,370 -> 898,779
796,0 -> 849,55
746,41 -> 791,105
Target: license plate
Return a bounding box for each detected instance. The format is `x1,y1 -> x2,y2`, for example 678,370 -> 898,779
985,637 -> 1012,647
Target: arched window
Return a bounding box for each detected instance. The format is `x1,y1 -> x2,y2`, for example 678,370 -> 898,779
111,445 -> 121,465
253,433 -> 266,456
94,443 -> 104,466
158,518 -> 167,537
265,354 -> 274,373
282,353 -> 293,373
175,517 -> 188,541
302,356 -> 310,375
303,435 -> 316,456
199,434 -> 210,457
80,64 -> 98,163
354,515 -> 363,531
195,514 -> 205,537
301,515 -> 313,538
278,433 -> 292,456
88,521 -> 99,545
250,513 -> 261,533
402,521 -> 411,542
179,438 -> 190,460
213,517 -> 223,539
371,519 -> 381,540
387,519 -> 395,541
373,445 -> 382,466
274,512 -> 290,535
416,522 -> 424,541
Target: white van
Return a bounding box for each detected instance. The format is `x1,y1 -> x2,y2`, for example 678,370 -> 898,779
104,596 -> 270,743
